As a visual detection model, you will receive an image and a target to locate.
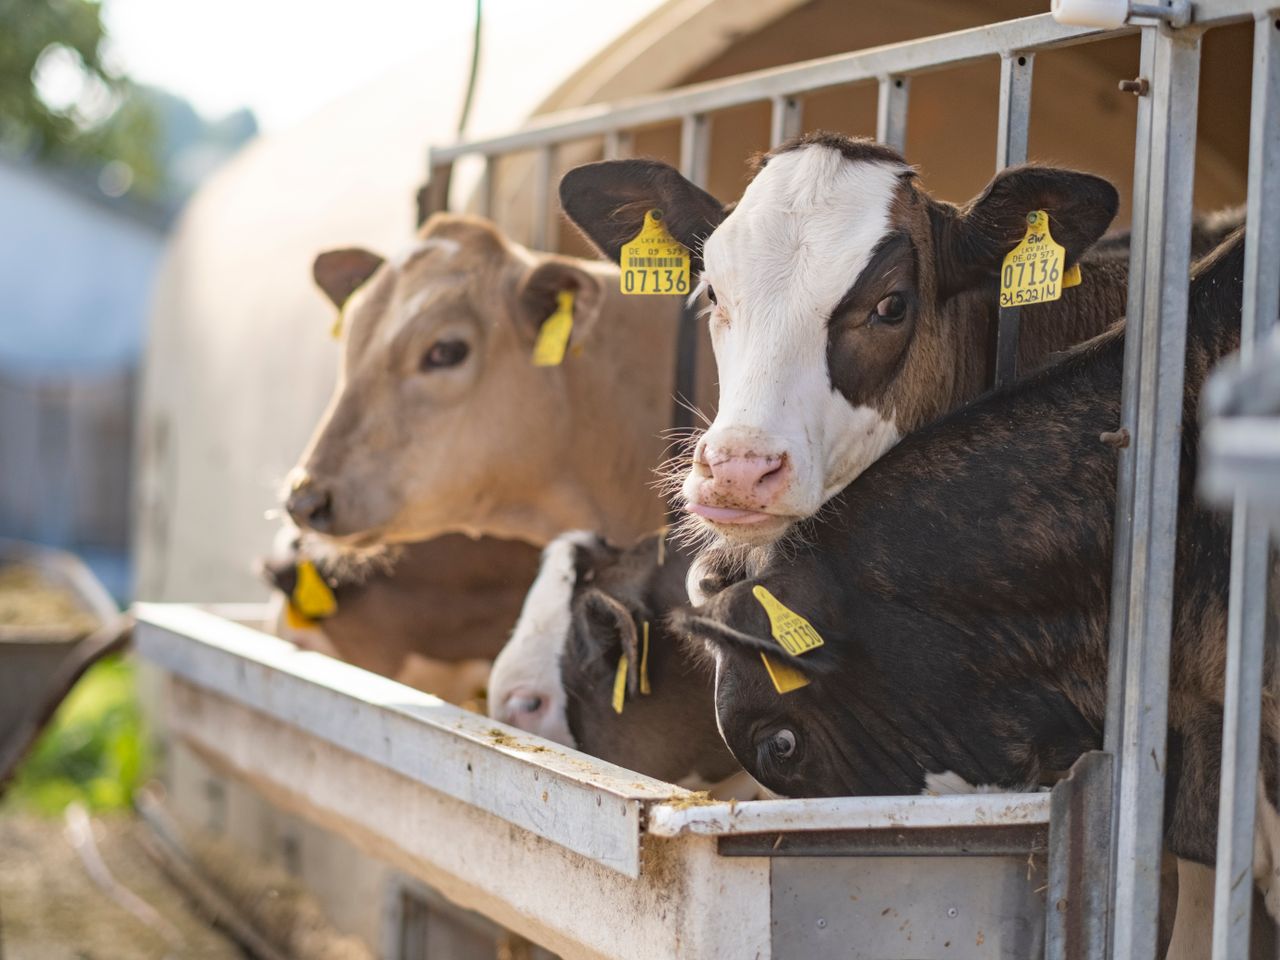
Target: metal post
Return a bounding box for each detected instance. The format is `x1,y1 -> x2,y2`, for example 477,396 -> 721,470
475,155 -> 495,219
679,114 -> 711,189
769,95 -> 803,148
672,114 -> 712,435
1108,23 -> 1203,960
422,153 -> 454,221
1211,13 -> 1280,960
994,52 -> 1034,389
603,130 -> 634,160
875,76 -> 910,152
531,145 -> 556,251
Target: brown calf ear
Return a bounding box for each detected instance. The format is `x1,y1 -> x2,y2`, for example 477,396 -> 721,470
559,160 -> 727,272
313,248 -> 386,309
932,166 -> 1119,301
513,257 -> 608,347
582,589 -> 642,696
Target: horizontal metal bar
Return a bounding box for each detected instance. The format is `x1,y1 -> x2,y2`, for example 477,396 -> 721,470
430,14 -> 1134,163
718,823 -> 1046,858
647,791 -> 1051,838
132,604 -> 686,877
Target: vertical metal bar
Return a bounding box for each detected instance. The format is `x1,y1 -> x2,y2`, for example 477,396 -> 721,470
475,155 -> 494,219
671,114 -> 712,437
993,52 -> 1035,390
1211,13 -> 1280,960
679,114 -> 711,189
603,130 -> 634,160
1109,24 -> 1203,960
421,151 -> 454,225
531,145 -> 555,251
1046,753 -> 1114,960
769,95 -> 803,148
875,76 -> 910,152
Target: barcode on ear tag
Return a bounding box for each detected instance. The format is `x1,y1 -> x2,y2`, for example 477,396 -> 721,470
620,209 -> 690,296
752,585 -> 824,656
1000,210 -> 1066,308
761,652 -> 810,694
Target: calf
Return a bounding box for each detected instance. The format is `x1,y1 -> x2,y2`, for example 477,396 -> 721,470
677,229 -> 1280,907
561,133 -> 1124,548
487,531 -> 742,790
285,214 -> 711,549
261,526 -> 539,698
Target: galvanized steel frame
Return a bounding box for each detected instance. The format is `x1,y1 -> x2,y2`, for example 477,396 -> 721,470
412,5 -> 1278,958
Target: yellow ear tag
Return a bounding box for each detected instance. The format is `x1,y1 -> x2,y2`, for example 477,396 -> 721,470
1000,210 -> 1066,308
292,560 -> 337,620
1063,262 -> 1083,289
639,621 -> 652,696
760,652 -> 811,694
284,601 -> 315,631
532,290 -> 574,366
612,653 -> 629,714
329,310 -> 344,340
620,209 -> 691,296
752,585 -> 825,656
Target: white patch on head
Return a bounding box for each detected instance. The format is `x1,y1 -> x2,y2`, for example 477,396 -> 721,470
688,145 -> 909,529
921,771 -> 1006,796
392,236 -> 460,271
487,530 -> 598,746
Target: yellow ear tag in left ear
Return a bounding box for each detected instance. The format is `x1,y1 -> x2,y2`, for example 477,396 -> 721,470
284,601 -> 315,631
639,621 -> 652,696
329,309 -> 344,340
620,209 -> 690,296
1063,262 -> 1083,288
752,585 -> 824,656
532,290 -> 574,367
760,652 -> 811,694
293,560 -> 337,620
1000,210 -> 1066,308
612,653 -> 629,714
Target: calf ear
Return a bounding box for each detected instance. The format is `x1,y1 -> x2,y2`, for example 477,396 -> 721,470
559,160 -> 727,272
932,166 -> 1119,301
512,257 -> 608,348
313,248 -> 386,308
581,589 -> 643,696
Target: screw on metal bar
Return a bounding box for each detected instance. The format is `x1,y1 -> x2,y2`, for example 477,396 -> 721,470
1119,78 -> 1150,96
1100,428 -> 1131,449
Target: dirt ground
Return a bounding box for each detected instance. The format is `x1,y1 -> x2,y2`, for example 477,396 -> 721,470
0,813 -> 243,960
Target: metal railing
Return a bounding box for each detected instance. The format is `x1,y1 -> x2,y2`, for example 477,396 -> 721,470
422,4 -> 1279,959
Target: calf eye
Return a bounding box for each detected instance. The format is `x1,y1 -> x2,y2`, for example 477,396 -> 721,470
420,339 -> 470,371
871,293 -> 907,325
705,285 -> 718,305
769,728 -> 797,760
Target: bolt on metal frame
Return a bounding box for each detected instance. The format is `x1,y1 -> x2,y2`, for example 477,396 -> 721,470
423,6 -> 1279,958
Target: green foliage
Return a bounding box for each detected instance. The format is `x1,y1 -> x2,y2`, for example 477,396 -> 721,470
5,655 -> 149,814
0,0 -> 160,191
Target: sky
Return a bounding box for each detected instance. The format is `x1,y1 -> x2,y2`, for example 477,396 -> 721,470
101,0 -> 657,133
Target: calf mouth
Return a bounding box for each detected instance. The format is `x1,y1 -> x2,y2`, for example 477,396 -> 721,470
686,507 -> 795,546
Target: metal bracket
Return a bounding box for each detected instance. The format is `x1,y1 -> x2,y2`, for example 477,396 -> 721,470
1046,751 -> 1115,960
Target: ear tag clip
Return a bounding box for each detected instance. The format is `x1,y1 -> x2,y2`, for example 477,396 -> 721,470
620,209 -> 691,296
1000,210 -> 1067,308
532,290 -> 575,367
639,621 -> 652,695
292,560 -> 338,621
612,654 -> 629,714
1063,262 -> 1083,288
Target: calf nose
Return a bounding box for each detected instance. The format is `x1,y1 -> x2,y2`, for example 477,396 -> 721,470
703,448 -> 790,504
286,481 -> 334,533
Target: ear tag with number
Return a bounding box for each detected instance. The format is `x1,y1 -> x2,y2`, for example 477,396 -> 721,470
1063,262 -> 1083,289
620,209 -> 691,296
639,621 -> 652,695
760,652 -> 811,694
612,653 -> 629,714
292,559 -> 338,620
532,290 -> 575,366
752,585 -> 825,656
1000,210 -> 1066,308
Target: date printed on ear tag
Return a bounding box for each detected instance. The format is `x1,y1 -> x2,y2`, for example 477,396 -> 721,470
1000,210 -> 1066,308
752,585 -> 824,656
532,291 -> 575,366
621,209 -> 690,296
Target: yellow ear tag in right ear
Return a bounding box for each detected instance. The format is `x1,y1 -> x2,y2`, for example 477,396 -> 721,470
1000,210 -> 1066,308
620,209 -> 691,296
752,585 -> 824,656
532,290 -> 574,367
284,601 -> 315,631
639,621 -> 652,696
612,654 -> 629,714
761,652 -> 811,694
1063,262 -> 1083,288
293,560 -> 337,620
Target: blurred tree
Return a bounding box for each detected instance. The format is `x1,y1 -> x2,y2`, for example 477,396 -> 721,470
0,0 -> 160,193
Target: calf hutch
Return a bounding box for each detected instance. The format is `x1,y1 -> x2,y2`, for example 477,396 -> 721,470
133,2 -> 1279,958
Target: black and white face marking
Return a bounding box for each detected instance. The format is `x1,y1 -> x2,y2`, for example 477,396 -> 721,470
684,143 -> 908,544
488,530 -> 602,744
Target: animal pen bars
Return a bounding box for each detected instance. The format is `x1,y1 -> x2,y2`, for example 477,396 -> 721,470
132,3 -> 1278,959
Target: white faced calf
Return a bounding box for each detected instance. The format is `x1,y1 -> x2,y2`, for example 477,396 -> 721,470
561,133 -> 1121,546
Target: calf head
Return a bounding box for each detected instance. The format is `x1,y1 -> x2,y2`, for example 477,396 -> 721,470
286,214 -> 609,544
488,530 -> 739,787
561,132 -> 1117,546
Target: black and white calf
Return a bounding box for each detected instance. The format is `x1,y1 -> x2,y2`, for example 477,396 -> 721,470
677,229 -> 1280,907
561,133 -> 1124,547
488,531 -> 742,790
